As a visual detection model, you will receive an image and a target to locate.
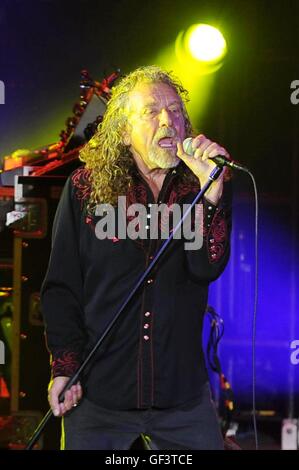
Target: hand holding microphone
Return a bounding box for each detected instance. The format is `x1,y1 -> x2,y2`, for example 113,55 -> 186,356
180,134 -> 246,171
176,134 -> 228,204
176,133 -> 244,204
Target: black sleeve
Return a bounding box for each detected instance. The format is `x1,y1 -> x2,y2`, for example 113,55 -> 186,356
41,176 -> 86,378
185,180 -> 232,282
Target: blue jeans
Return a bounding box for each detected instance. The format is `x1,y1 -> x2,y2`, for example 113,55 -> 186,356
62,382 -> 224,450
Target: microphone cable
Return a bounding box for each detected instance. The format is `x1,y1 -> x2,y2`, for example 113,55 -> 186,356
210,164 -> 260,450
233,167 -> 259,450
246,170 -> 259,450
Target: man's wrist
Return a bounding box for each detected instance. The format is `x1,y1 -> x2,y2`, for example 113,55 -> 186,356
197,173 -> 223,205
203,182 -> 223,205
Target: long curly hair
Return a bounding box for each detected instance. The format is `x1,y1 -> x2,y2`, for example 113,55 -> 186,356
79,65 -> 195,209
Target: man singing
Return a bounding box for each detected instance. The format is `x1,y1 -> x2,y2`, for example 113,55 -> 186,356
42,65 -> 232,450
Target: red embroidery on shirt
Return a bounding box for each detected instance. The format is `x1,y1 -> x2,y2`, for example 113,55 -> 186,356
72,168 -> 92,209
167,182 -> 199,206
126,184 -> 148,207
52,350 -> 80,377
161,182 -> 202,237
208,209 -> 227,263
177,182 -> 199,198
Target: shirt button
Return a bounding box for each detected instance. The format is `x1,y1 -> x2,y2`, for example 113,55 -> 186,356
147,278 -> 154,284
143,335 -> 150,341
208,206 -> 213,211
144,323 -> 150,329
145,311 -> 151,317
147,214 -> 151,219
145,225 -> 150,229
209,238 -> 215,243
148,203 -> 152,208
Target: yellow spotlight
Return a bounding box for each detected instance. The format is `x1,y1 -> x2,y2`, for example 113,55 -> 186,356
186,24 -> 227,62
0,291 -> 9,297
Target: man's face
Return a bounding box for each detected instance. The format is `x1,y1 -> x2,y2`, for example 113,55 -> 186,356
124,82 -> 186,170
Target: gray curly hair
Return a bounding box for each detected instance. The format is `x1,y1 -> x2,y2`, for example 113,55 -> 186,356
79,65 -> 194,208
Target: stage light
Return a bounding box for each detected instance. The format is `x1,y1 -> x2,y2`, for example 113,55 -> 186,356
186,24 -> 227,62
154,22 -> 228,121
174,23 -> 227,75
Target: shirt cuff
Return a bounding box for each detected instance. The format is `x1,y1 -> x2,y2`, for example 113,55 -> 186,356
203,199 -> 227,263
51,349 -> 81,378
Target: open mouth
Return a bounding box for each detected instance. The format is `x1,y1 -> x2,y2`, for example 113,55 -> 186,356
158,137 -> 176,149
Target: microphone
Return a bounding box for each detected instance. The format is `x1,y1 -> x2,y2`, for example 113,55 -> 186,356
183,137 -> 248,172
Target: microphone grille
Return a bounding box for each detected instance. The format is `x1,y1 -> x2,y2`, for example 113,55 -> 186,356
182,137 -> 194,156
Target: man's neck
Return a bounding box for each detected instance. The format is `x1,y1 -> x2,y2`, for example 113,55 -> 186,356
133,155 -> 170,201
133,154 -> 168,179
134,157 -> 169,182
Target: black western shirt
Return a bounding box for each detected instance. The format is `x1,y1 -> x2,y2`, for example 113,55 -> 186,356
41,164 -> 232,410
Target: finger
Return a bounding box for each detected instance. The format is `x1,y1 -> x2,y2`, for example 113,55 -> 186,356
200,139 -> 212,152
59,402 -> 67,416
201,143 -> 218,160
70,385 -> 78,405
177,141 -> 203,166
63,400 -> 73,413
63,389 -> 74,410
49,390 -> 61,417
191,134 -> 206,149
53,402 -> 62,417
61,384 -> 82,412
193,147 -> 204,160
178,136 -> 205,157
202,144 -> 222,161
216,146 -> 230,158
204,147 -> 229,161
76,384 -> 83,400
207,149 -> 223,160
191,140 -> 213,160
68,386 -> 79,408
176,141 -> 184,157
